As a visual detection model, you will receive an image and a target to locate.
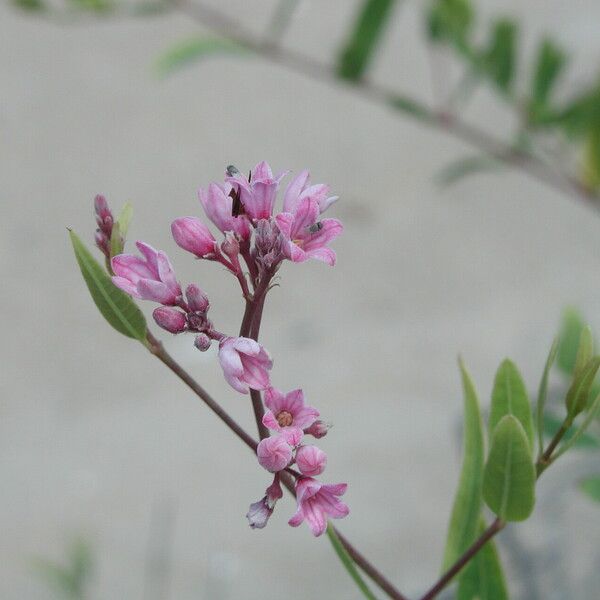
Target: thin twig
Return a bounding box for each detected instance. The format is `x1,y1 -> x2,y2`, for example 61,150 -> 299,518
173,0 -> 597,208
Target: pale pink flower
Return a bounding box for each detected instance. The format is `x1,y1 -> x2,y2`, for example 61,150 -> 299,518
288,478 -> 349,537
198,182 -> 250,239
275,198 -> 343,266
256,435 -> 292,473
247,475 -> 283,529
153,307 -> 186,334
295,445 -> 327,477
226,161 -> 286,221
262,388 -> 319,444
283,170 -> 339,215
171,217 -> 217,258
112,242 -> 181,305
218,336 -> 272,394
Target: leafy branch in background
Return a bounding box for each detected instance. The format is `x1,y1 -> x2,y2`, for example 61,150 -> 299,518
13,0 -> 600,206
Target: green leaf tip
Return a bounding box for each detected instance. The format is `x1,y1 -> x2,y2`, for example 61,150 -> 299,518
483,415 -> 536,522
69,229 -> 147,342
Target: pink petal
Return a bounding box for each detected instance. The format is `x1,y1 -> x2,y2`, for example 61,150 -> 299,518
262,411 -> 282,432
305,247 -> 336,266
283,169 -> 310,213
112,276 -> 141,298
264,387 -> 284,413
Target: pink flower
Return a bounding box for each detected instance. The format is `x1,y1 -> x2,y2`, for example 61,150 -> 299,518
171,217 -> 217,258
288,478 -> 349,537
275,198 -> 343,266
198,182 -> 250,240
226,161 -> 286,221
304,420 -> 330,439
283,170 -> 339,215
218,337 -> 273,394
257,435 -> 292,473
152,307 -> 186,334
295,445 -> 327,477
262,388 -> 319,444
247,475 -> 283,529
112,242 -> 181,305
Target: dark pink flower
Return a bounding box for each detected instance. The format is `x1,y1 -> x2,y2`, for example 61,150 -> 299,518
218,336 -> 272,394
152,307 -> 186,334
198,182 -> 251,240
275,198 -> 343,266
262,388 -> 319,444
288,478 -> 349,537
171,217 -> 217,258
112,242 -> 181,305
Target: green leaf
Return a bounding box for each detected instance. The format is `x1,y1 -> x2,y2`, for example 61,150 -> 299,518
536,339 -> 559,457
557,307 -> 586,376
566,356 -> 600,418
435,155 -> 502,187
12,0 -> 45,10
480,19 -> 518,92
457,519 -> 508,600
573,326 -> 593,378
109,222 -> 123,260
531,38 -> 567,108
490,359 -> 534,450
441,359 -> 485,571
427,0 -> 474,55
337,0 -> 397,81
116,202 -> 133,239
483,415 -> 536,521
69,229 -> 147,341
155,37 -> 247,77
582,126 -> 600,191
580,475 -> 600,503
326,524 -> 379,600
543,413 -> 599,450
388,95 -> 431,121
552,394 -> 600,461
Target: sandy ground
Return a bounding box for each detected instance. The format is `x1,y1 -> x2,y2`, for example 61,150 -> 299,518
1,1 -> 600,598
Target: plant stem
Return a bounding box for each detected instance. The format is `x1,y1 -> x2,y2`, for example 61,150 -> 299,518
536,416 -> 572,476
172,0 -> 598,209
418,518 -> 506,600
145,330 -> 408,600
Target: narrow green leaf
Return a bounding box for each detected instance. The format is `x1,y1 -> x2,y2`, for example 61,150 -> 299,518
109,222 -> 123,260
326,524 -> 379,600
580,475 -> 600,503
582,127 -> 600,191
69,230 -> 147,341
155,37 -> 246,77
531,38 -> 567,108
566,356 -> 600,418
553,394 -> 600,461
573,326 -> 593,378
427,0 -> 474,56
483,415 -> 536,521
457,519 -> 508,600
543,413 -> 599,450
12,0 -> 45,10
557,307 -> 586,375
490,359 -> 534,450
435,155 -> 502,187
481,19 -> 518,92
337,0 -> 397,81
116,202 -> 133,239
388,95 -> 431,121
441,359 -> 485,571
536,339 -> 559,457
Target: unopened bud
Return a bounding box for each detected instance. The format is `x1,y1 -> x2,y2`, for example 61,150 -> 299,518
171,217 -> 216,258
221,231 -> 240,260
94,194 -> 112,221
186,284 -> 210,313
194,333 -> 212,352
152,307 -> 187,334
304,420 -> 330,439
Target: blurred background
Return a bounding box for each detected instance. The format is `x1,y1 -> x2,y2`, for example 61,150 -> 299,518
2,0 -> 600,598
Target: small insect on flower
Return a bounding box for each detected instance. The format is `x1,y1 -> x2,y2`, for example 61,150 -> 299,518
307,222 -> 323,234
226,165 -> 240,177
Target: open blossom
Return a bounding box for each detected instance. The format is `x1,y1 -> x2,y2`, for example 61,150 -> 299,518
226,161 -> 287,221
283,170 -> 339,215
257,435 -> 293,473
295,445 -> 327,477
112,242 -> 181,305
171,217 -> 217,258
198,182 -> 251,240
288,478 -> 349,537
275,197 -> 343,266
262,388 -> 319,444
247,475 -> 283,529
218,336 -> 272,394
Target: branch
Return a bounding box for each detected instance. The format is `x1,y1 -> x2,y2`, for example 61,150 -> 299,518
172,0 -> 598,209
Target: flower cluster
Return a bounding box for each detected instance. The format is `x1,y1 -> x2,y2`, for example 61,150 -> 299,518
101,162 -> 347,536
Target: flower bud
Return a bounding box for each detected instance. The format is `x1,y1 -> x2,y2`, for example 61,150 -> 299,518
185,283 -> 209,313
304,420 -> 330,439
171,217 -> 216,258
295,445 -> 327,477
194,333 -> 212,352
221,231 -> 240,261
94,194 -> 112,222
257,435 -> 292,473
152,307 -> 186,334
246,498 -> 272,529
